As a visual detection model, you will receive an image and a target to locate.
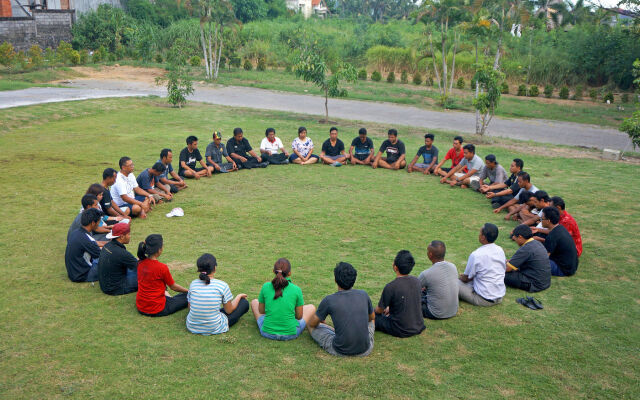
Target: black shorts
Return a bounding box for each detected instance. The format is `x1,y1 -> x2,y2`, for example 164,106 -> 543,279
178,167 -> 204,177
354,153 -> 370,161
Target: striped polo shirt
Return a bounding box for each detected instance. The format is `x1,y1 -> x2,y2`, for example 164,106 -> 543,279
186,278 -> 233,335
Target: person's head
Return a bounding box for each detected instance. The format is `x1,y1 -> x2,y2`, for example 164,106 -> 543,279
119,157 -> 133,174
108,222 -> 131,244
81,193 -> 99,210
358,127 -> 367,136
517,171 -> 531,188
80,208 -> 102,230
233,128 -> 243,141
160,148 -> 173,164
484,154 -> 497,169
453,135 -> 464,150
427,240 -> 446,263
512,224 -> 533,246
86,183 -> 104,199
196,253 -> 217,285
329,126 -> 338,140
271,258 -> 292,299
541,206 -> 560,229
480,223 -> 499,244
186,135 -> 198,149
298,126 -> 307,139
550,196 -> 566,212
102,167 -> 117,185
150,162 -> 165,176
534,190 -> 551,208
424,133 -> 434,147
463,144 -> 475,160
137,234 -> 163,260
518,190 -> 533,205
334,262 -> 357,290
265,127 -> 276,140
387,128 -> 398,144
393,250 -> 415,275
511,158 -> 524,174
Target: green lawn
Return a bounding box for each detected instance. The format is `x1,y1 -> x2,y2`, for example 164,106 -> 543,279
0,98 -> 638,399
0,67 -> 81,91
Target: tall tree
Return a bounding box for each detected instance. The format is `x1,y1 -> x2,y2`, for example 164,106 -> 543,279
195,0 -> 238,80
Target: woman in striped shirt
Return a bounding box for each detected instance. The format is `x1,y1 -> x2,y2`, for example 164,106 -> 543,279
186,253 -> 249,335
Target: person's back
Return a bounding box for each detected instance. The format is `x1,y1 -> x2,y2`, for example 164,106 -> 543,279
469,243 -> 506,300
67,211 -> 83,242
259,279 -> 303,335
98,224 -> 137,295
546,224 -> 579,276
187,278 -> 232,335
317,289 -> 372,355
510,239 -> 551,291
419,261 -> 459,319
382,276 -> 424,337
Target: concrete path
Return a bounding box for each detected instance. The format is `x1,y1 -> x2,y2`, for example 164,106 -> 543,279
0,79 -> 632,151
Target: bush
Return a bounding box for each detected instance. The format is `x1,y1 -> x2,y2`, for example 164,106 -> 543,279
386,71 -> 395,83
107,52 -> 116,62
544,85 -> 554,98
371,70 -> 382,82
243,59 -> 253,70
56,41 -> 73,64
603,92 -> 614,103
257,57 -> 266,71
26,45 -> 43,69
189,55 -> 201,67
401,71 -> 408,84
573,85 -> 583,100
517,84 -> 527,96
44,47 -> 55,64
456,77 -> 465,90
589,89 -> 598,101
154,53 -> 163,63
69,50 -> 81,65
621,93 -> 630,103
0,41 -> 15,67
413,72 -> 422,85
500,82 -> 509,94
357,69 -> 367,80
528,85 -> 539,97
79,49 -> 89,64
559,86 -> 569,99
230,56 -> 241,68
427,76 -> 434,86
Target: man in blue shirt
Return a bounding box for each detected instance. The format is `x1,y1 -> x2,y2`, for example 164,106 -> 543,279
408,133 -> 439,174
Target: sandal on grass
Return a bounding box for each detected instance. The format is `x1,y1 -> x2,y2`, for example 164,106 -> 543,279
516,297 -> 538,310
526,296 -> 544,310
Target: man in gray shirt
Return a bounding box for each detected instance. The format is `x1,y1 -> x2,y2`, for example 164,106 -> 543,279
205,131 -> 238,173
472,154 -> 507,192
418,240 -> 459,319
440,144 -> 484,189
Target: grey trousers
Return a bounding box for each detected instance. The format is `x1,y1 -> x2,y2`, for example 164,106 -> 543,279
457,281 -> 503,307
310,321 -> 375,357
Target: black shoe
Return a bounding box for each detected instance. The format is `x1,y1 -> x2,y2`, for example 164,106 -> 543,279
258,162 -> 268,168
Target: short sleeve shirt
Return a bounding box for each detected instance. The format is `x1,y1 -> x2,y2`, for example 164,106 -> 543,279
544,225 -> 579,276
508,239 -> 551,291
136,259 -> 175,314
258,278 -> 304,335
464,243 -> 507,300
560,211 -> 583,257
378,276 -> 425,337
322,138 -> 345,156
226,137 -> 252,158
136,169 -> 157,191
157,159 -> 173,180
458,155 -> 485,177
416,145 -> 439,164
111,171 -> 138,207
351,137 -> 374,155
100,186 -> 113,211
292,137 -> 314,157
205,142 -> 228,165
187,278 -> 233,335
379,139 -> 406,163
478,163 -> 508,184
444,147 -> 464,167
514,184 -> 539,201
260,137 -> 284,154
418,261 -> 459,319
316,289 -> 373,355
179,147 -> 203,174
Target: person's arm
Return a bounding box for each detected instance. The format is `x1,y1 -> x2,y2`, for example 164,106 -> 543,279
305,147 -> 314,161
427,154 -> 438,171
294,305 -> 303,320
279,145 -> 289,157
441,163 -> 462,182
409,154 -> 419,168
120,193 -> 146,208
258,302 -> 266,314
132,187 -> 156,205
169,170 -> 184,184
504,203 -> 525,219
348,145 -> 355,160
207,156 -> 221,171
457,167 -> 479,182
260,140 -> 270,155
372,151 -> 383,168
522,214 -> 540,226
494,196 -> 518,213
223,293 -> 248,314
248,149 -> 262,162
486,181 -> 507,191
308,312 -> 322,329
374,286 -> 389,314
459,253 -> 475,283
168,282 -> 188,293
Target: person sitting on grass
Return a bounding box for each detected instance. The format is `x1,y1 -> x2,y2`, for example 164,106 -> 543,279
65,208 -> 104,283
503,190 -> 535,223
418,240 -> 459,320
307,262 -> 375,357
101,168 -> 131,219
540,207 -> 579,277
505,224 -> 551,293
374,250 -> 425,338
85,184 -> 127,226
349,128 -> 375,166
67,194 -> 111,242
372,129 -> 407,170
250,258 -> 316,340
290,126 -> 320,165
260,128 -> 290,165
535,197 -> 583,257
440,144 -> 484,188
471,154 -> 507,192
111,157 -> 154,219
136,162 -> 172,203
136,234 -> 189,317
227,128 -> 266,169
158,148 -> 187,193
408,133 -> 439,174
319,127 -> 350,167
179,136 -> 213,179
186,253 -> 249,335
98,222 -> 138,296
434,135 -> 465,177
522,191 -> 552,236
205,131 -> 238,173
458,223 -> 506,307
485,158 -> 524,208
493,171 -> 539,217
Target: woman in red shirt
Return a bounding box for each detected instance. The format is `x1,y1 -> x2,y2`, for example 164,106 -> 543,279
136,234 -> 188,317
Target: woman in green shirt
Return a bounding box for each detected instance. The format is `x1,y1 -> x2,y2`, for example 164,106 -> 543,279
250,258 -> 316,340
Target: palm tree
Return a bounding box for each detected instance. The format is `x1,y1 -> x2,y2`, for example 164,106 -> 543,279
533,0 -> 565,30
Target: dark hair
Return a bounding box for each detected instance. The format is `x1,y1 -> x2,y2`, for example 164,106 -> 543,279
151,162 -> 165,173
160,148 -> 172,159
81,193 -> 98,209
118,157 -> 131,169
80,208 -> 102,226
271,258 -> 291,300
358,128 -> 367,135
137,234 -> 163,260
551,196 -> 566,210
186,135 -> 198,145
298,126 -> 307,134
517,171 -> 531,182
265,127 -> 275,136
463,144 -> 475,153
329,126 -> 338,133
424,133 -> 434,140
481,223 -> 499,243
102,167 -> 117,180
334,262 -> 357,290
534,190 -> 550,202
518,190 -> 534,204
485,154 -> 497,163
513,158 -> 524,169
196,253 -> 217,285
86,183 -> 103,197
513,224 -> 533,240
394,250 -> 415,275
428,240 -> 446,260
233,127 -> 243,136
542,206 -> 560,225
454,135 -> 464,143
387,128 -> 398,136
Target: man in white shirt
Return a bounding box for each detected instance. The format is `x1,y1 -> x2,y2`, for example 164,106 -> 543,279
110,157 -> 155,219
458,223 -> 506,307
260,128 -> 289,165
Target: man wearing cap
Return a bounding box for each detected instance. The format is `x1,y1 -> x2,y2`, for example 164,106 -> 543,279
98,223 -> 138,295
205,131 -> 238,173
137,162 -> 173,203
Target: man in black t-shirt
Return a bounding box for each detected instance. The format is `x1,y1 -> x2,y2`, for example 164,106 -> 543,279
179,135 -> 213,179
101,168 -> 130,218
505,224 -> 551,292
98,222 -> 138,295
226,128 -> 266,169
375,250 -> 425,338
349,128 -> 374,165
319,127 -> 350,166
373,129 -> 407,170
307,262 -> 375,356
486,158 -> 523,208
541,207 -> 578,277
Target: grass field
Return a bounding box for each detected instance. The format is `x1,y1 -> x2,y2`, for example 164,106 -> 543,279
0,98 -> 638,399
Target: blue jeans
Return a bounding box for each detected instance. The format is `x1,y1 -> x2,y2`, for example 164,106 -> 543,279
257,315 -> 306,341
550,259 -> 566,277
86,258 -> 99,282
123,268 -> 138,294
